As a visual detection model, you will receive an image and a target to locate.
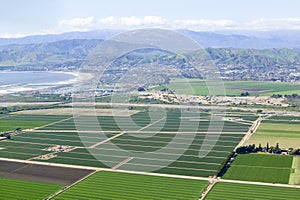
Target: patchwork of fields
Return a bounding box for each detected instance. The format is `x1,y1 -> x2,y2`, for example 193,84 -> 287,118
247,115 -> 300,148
1,108 -> 299,199
53,171 -> 208,200
0,110 -> 256,178
206,182 -> 300,200
223,154 -> 294,184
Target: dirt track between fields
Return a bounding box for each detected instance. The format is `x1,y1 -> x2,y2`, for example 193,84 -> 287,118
0,160 -> 94,185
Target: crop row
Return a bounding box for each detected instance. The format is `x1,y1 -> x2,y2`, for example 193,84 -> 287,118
54,171 -> 207,200
206,182 -> 300,200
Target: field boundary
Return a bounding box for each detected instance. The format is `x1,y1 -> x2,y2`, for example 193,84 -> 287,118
46,170 -> 99,200
220,178 -> 300,189
234,116 -> 263,150
31,116 -> 74,131
0,157 -> 212,181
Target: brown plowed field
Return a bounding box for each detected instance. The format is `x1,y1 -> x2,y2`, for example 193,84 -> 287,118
0,160 -> 94,185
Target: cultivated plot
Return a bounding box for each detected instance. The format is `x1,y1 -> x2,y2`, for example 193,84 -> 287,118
154,79 -> 300,96
223,154 -> 293,184
0,177 -> 62,200
43,132 -> 244,177
247,115 -> 300,148
0,109 -> 255,178
205,182 -> 300,200
53,171 -> 208,200
290,156 -> 300,185
0,114 -> 70,132
0,160 -> 94,185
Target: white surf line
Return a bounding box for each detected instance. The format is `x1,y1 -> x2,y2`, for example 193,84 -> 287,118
112,157 -> 133,170
46,170 -> 100,200
89,117 -> 167,148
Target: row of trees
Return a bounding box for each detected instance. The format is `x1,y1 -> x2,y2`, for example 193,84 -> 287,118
236,143 -> 300,155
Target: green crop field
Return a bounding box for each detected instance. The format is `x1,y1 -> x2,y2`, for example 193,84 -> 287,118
289,156 -> 300,185
37,132 -> 244,177
223,154 -> 293,184
0,177 -> 62,199
205,182 -> 300,200
247,116 -> 300,148
0,114 -> 70,132
153,78 -> 300,96
53,171 -> 208,200
0,131 -> 117,160
40,110 -> 252,133
0,109 -> 253,178
0,120 -> 50,132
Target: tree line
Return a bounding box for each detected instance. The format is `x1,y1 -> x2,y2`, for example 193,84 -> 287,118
236,143 -> 300,155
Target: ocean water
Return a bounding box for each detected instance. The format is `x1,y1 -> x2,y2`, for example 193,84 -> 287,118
0,71 -> 76,94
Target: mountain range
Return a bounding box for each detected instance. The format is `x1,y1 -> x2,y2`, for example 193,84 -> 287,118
0,29 -> 300,82
2,29 -> 300,49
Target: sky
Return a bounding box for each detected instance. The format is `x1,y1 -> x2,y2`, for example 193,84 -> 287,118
1,0 -> 300,37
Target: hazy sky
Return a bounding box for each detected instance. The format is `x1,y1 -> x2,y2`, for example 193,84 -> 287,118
1,0 -> 300,37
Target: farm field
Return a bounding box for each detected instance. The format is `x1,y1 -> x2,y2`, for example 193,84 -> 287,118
247,115 -> 300,148
0,114 -> 70,132
223,154 -> 293,184
0,160 -> 94,185
205,182 -> 300,200
14,108 -> 139,116
39,110 -> 253,133
0,177 -> 62,200
0,109 -> 256,178
42,132 -> 245,177
53,171 -> 208,200
153,78 -> 300,96
290,156 -> 300,185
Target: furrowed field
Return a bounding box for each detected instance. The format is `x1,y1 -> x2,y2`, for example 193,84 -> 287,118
290,156 -> 300,185
53,171 -> 208,200
0,177 -> 62,199
223,154 -> 293,184
205,182 -> 300,200
0,109 -> 256,178
0,114 -> 69,132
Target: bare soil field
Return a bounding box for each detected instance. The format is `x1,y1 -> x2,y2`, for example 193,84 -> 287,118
0,160 -> 94,185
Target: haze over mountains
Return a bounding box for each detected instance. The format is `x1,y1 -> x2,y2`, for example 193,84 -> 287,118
1,29 -> 300,82
1,29 -> 300,49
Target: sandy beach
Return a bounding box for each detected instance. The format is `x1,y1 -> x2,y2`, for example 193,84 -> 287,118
0,71 -> 79,95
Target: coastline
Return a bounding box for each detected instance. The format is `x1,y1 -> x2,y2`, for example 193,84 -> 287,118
0,71 -> 79,95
